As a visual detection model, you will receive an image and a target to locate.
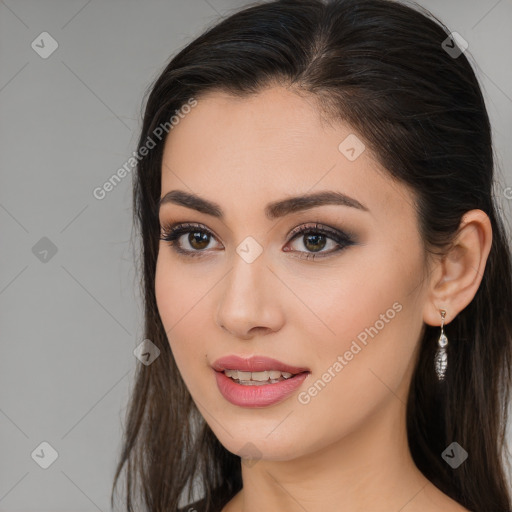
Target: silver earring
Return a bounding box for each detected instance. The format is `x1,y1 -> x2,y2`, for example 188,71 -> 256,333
434,310 -> 448,381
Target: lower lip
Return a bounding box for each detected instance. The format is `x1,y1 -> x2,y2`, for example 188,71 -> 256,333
213,369 -> 309,408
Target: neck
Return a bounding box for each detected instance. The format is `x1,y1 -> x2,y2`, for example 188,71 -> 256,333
226,378 -> 450,512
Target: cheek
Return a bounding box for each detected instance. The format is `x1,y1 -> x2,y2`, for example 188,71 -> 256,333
290,243 -> 425,396
155,251 -> 209,328
155,253 -> 180,331
154,252 -> 212,383
280,265 -> 424,455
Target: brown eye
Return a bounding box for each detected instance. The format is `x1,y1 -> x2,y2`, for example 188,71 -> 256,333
301,233 -> 328,252
160,221 -> 355,260
187,231 -> 211,251
285,223 -> 356,260
159,222 -> 221,257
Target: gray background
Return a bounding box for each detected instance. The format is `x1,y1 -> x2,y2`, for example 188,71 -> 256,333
0,1 -> 511,510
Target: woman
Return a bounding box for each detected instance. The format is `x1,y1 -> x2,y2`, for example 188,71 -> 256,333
111,0 -> 512,511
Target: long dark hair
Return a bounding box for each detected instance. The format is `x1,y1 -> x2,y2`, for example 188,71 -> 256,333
110,1 -> 512,510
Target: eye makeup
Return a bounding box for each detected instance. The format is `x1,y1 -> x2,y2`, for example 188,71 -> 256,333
159,221 -> 357,260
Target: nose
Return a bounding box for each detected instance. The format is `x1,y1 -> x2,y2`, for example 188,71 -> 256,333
215,252 -> 285,340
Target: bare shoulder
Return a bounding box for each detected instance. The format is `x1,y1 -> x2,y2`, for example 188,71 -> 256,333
219,490 -> 242,512
436,499 -> 471,512
420,481 -> 472,512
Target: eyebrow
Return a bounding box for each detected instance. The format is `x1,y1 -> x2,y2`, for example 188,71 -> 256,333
158,189 -> 369,220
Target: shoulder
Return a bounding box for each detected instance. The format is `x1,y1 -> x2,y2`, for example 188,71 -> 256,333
421,482 -> 473,512
178,485 -> 238,512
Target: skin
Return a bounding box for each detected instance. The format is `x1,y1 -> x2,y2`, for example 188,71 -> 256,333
155,85 -> 492,512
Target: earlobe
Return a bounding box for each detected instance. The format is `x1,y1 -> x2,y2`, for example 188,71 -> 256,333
423,209 -> 493,326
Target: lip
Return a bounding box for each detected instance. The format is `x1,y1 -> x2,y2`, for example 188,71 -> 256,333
212,355 -> 310,408
211,355 -> 310,374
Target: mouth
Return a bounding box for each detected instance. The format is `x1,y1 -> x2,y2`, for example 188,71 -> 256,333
222,369 -> 302,385
212,355 -> 310,386
212,355 -> 311,407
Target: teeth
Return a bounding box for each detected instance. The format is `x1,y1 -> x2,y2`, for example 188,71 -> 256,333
224,369 -> 295,382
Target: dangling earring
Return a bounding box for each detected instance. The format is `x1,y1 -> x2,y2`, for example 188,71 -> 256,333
435,309 -> 448,381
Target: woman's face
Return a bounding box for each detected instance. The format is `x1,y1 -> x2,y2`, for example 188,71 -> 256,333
155,86 -> 431,462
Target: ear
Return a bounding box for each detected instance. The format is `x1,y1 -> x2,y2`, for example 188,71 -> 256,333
423,209 -> 493,326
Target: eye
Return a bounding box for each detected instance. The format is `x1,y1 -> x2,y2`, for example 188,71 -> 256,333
284,222 -> 355,260
159,221 -> 355,260
159,222 -> 221,258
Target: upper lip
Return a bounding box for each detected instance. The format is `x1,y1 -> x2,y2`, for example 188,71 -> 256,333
212,355 -> 310,374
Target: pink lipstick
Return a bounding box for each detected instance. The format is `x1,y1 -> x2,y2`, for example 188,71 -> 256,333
212,355 -> 310,408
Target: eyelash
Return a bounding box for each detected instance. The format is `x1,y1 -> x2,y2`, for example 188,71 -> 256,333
159,221 -> 355,260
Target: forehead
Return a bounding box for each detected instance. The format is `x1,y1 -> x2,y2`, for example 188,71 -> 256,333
164,86 -> 336,160
160,86 -> 415,223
